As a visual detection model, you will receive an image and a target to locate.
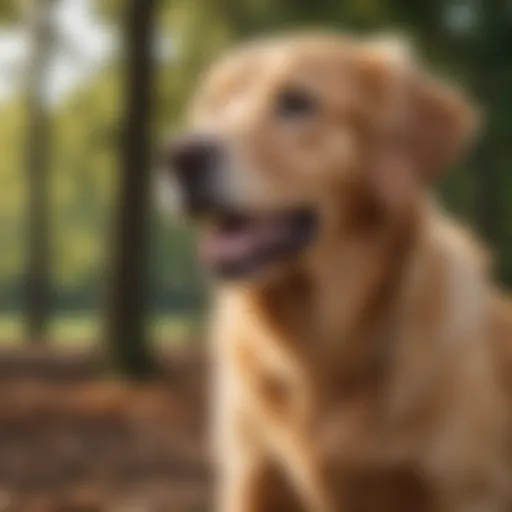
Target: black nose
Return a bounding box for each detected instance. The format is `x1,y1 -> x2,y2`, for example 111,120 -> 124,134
168,134 -> 220,178
165,135 -> 222,214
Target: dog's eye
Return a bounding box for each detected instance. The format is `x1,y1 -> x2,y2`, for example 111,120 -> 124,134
275,88 -> 318,119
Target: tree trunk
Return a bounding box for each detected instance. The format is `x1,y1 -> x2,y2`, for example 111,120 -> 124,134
105,0 -> 158,378
25,0 -> 54,344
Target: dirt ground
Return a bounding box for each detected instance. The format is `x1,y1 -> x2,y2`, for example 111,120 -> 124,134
0,346 -> 211,512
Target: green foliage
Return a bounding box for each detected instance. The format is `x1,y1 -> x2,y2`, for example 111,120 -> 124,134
0,99 -> 26,298
0,0 -> 21,25
51,67 -> 120,288
1,0 -> 511,318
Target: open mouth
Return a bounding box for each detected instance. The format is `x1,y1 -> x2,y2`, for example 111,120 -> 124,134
199,208 -> 318,279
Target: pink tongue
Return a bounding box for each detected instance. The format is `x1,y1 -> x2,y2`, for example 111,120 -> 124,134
200,223 -> 280,264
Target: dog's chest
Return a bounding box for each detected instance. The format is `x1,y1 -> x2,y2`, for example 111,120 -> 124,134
272,379 -> 434,511
311,379 -> 438,510
313,382 -> 390,463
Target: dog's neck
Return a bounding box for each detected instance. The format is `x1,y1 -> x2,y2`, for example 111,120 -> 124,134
258,206 -> 419,347
216,199 -> 490,403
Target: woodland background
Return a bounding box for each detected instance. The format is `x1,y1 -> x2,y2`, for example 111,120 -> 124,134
0,0 -> 511,372
0,0 -> 510,510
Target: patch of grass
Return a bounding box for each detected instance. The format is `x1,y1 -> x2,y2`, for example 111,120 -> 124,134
0,313 -> 199,349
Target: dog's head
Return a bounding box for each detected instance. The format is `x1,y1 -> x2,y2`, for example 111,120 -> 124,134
162,34 -> 477,282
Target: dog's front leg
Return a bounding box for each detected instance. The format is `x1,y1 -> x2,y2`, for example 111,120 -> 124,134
216,408 -> 304,512
217,444 -> 263,512
214,350 -> 298,512
214,353 -> 262,512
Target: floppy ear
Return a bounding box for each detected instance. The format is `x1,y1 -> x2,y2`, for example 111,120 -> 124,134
354,38 -> 479,211
357,38 -> 479,184
406,74 -> 479,181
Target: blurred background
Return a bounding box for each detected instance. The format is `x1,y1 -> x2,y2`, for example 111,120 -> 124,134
0,0 -> 510,510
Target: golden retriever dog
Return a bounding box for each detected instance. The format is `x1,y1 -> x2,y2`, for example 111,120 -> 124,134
162,33 -> 512,512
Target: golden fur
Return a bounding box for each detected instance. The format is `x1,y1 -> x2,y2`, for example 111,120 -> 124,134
183,34 -> 512,511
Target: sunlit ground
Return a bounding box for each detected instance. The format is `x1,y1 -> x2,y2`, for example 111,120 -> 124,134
0,314 -> 199,348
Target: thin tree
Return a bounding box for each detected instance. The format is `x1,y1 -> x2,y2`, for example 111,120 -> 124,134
105,0 -> 158,377
25,0 -> 55,343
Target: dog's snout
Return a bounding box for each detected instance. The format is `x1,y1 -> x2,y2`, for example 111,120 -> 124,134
165,135 -> 222,214
168,135 -> 220,179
